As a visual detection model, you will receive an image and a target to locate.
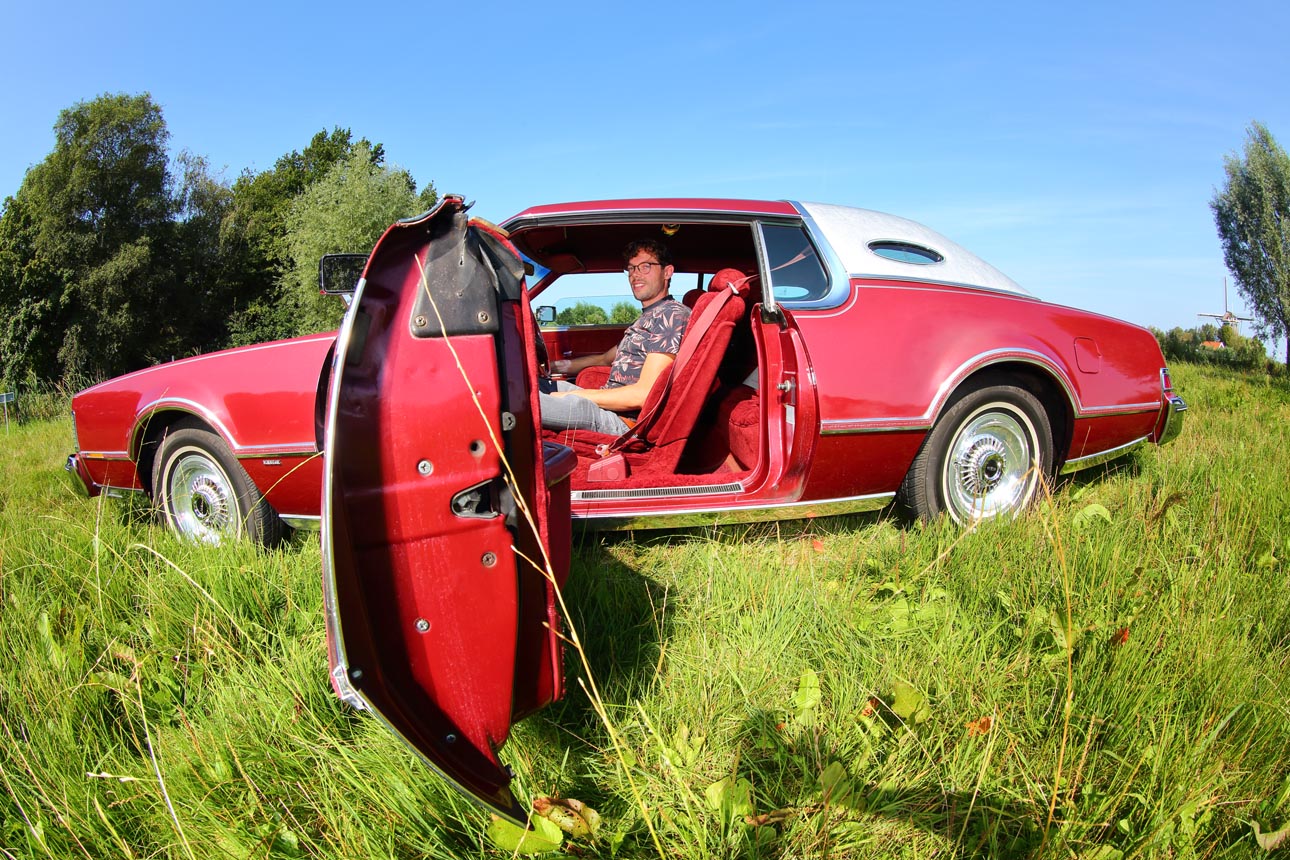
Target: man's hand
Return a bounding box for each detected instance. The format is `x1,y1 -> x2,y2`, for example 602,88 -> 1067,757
552,346 -> 617,377
564,352 -> 674,412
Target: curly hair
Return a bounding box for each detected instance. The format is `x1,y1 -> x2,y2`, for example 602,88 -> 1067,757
622,238 -> 673,268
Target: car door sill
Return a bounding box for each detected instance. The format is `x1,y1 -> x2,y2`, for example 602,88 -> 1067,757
572,481 -> 745,501
577,490 -> 895,530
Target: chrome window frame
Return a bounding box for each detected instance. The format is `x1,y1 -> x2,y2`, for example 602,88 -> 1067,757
756,203 -> 853,312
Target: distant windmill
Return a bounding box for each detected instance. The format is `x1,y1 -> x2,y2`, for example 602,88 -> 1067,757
1198,278 -> 1255,335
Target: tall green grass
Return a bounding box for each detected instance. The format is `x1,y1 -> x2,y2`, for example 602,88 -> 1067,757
3,362 -> 1288,858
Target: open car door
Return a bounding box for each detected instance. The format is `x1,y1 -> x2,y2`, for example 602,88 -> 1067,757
321,197 -> 576,823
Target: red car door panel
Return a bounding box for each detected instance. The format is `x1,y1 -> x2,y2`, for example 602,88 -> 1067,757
322,198 -> 570,823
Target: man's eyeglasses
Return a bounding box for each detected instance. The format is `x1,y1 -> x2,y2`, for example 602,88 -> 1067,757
625,261 -> 663,275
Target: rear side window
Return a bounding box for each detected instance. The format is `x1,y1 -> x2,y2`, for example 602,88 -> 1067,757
868,240 -> 944,265
761,224 -> 830,303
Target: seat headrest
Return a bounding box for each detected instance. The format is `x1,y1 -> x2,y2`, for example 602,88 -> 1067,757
710,267 -> 756,294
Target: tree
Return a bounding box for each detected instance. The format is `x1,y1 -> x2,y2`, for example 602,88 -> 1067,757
0,93 -> 175,386
165,151 -> 246,355
1150,323 -> 1275,373
609,302 -> 640,324
278,142 -> 432,336
1211,121 -> 1290,365
221,128 -> 378,345
0,192 -> 65,386
221,128 -> 436,346
0,106 -> 441,385
226,128 -> 380,259
556,302 -> 610,326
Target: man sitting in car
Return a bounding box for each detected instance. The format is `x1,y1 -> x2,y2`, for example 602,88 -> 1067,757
539,239 -> 690,434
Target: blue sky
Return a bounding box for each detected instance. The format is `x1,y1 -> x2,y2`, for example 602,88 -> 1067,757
4,0 -> 1288,350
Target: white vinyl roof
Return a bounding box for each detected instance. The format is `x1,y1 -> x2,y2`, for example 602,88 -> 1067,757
800,202 -> 1030,296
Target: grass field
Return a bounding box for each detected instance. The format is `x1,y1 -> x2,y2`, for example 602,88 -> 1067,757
3,362 -> 1289,859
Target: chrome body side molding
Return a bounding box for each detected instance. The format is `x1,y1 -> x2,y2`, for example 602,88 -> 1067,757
1058,436 -> 1150,475
572,481 -> 745,502
577,491 -> 894,531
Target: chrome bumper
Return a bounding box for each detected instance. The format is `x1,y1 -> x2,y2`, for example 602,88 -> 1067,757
1157,394 -> 1187,445
63,453 -> 97,498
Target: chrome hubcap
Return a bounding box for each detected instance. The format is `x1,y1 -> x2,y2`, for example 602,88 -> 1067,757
944,407 -> 1037,523
166,449 -> 239,544
957,436 -> 1008,497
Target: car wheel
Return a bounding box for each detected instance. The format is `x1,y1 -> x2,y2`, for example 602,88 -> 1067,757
152,425 -> 283,546
899,382 -> 1053,525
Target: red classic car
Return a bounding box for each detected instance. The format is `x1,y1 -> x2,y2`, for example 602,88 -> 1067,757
65,195 -> 1185,819
65,195 -> 1185,545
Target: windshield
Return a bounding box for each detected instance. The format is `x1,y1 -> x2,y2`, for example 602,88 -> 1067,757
530,270 -> 715,327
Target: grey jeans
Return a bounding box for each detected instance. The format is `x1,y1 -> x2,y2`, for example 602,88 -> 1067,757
539,378 -> 631,435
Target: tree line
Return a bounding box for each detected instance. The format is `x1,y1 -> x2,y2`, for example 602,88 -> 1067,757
1151,322 -> 1280,375
554,301 -> 640,326
0,92 -> 436,391
3,99 -> 1287,392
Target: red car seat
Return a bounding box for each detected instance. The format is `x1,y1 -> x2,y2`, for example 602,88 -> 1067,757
555,268 -> 751,485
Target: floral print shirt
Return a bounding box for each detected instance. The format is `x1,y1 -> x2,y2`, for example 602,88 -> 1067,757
605,297 -> 691,388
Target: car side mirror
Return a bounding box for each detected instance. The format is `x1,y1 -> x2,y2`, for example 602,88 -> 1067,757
535,305 -> 557,325
319,254 -> 369,295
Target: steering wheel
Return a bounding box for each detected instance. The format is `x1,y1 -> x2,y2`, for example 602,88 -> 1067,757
531,315 -> 551,378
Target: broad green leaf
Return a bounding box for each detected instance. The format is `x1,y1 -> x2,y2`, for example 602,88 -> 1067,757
704,778 -> 726,812
532,815 -> 565,844
1046,609 -> 1075,653
705,776 -> 754,821
1073,502 -> 1113,528
89,671 -> 134,694
887,598 -> 912,631
875,580 -> 904,598
485,815 -> 563,855
272,827 -> 301,857
793,669 -> 821,714
818,761 -> 854,805
668,724 -> 704,767
37,612 -> 64,669
891,681 -> 930,723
